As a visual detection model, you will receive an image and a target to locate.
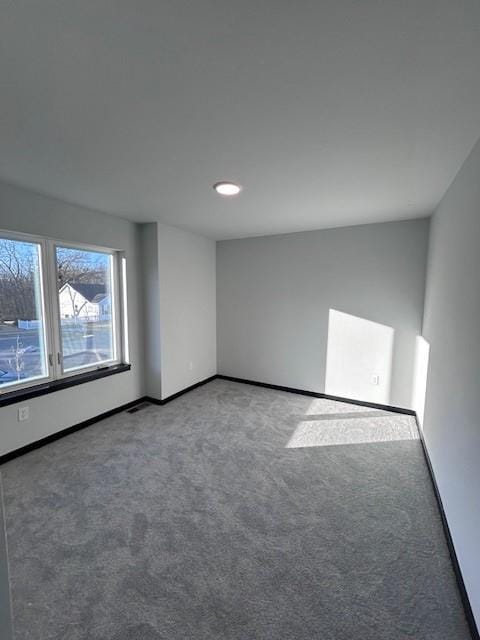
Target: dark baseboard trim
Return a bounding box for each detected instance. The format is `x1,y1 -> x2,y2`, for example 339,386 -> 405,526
216,374 -> 415,416
0,376 -> 217,465
146,375 -> 217,406
1,372 -> 478,637
0,396 -> 147,465
0,374 -> 411,467
415,418 -> 479,640
219,374 -> 479,636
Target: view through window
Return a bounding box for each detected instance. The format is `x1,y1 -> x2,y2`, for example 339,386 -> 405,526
57,246 -> 116,372
0,237 -> 48,388
0,232 -> 124,391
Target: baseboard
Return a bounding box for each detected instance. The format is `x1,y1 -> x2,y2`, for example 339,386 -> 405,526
415,418 -> 479,640
0,376 -> 217,465
216,374 -> 415,416
1,372 -> 477,637
0,397 -> 147,465
146,375 -> 217,406
0,374 -> 409,466
219,373 -> 478,637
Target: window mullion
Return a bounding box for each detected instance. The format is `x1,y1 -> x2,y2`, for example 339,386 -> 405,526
43,240 -> 62,380
112,253 -> 122,364
30,238 -> 55,385
119,254 -> 130,364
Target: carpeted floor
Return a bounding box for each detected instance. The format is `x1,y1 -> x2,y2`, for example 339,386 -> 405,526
0,379 -> 471,639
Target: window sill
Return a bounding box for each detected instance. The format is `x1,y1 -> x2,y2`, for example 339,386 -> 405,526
0,363 -> 131,408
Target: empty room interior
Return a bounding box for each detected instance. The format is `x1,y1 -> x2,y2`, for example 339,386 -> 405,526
0,2 -> 479,639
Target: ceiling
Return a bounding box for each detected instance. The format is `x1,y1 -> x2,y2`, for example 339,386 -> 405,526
1,1 -> 480,240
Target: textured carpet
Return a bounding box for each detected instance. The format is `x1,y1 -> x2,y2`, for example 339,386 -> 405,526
0,379 -> 471,639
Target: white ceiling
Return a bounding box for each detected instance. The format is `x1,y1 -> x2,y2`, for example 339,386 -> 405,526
1,1 -> 480,240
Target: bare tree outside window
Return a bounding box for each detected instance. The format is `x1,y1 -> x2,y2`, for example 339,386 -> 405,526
0,238 -> 47,386
56,247 -> 106,288
0,239 -> 36,322
56,247 -> 115,371
8,336 -> 26,382
0,233 -> 123,392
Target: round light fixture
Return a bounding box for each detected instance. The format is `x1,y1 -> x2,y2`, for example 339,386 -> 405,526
213,181 -> 242,197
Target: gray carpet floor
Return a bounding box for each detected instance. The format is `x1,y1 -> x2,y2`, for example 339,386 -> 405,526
0,379 -> 471,639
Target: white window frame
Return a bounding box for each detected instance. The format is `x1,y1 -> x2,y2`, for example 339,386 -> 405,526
52,240 -> 122,378
0,229 -> 128,394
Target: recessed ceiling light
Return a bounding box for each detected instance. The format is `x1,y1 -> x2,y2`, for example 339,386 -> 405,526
213,181 -> 242,197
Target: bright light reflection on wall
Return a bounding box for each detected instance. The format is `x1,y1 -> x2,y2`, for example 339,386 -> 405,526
411,336 -> 430,427
325,309 -> 394,405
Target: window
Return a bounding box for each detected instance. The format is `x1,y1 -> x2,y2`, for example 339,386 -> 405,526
0,237 -> 49,388
0,231 -> 127,393
56,246 -> 117,373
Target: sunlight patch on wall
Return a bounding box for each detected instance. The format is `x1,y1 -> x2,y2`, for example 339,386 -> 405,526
325,309 -> 394,404
411,336 -> 430,427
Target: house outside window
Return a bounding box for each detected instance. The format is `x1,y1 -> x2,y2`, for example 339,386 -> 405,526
0,231 -> 128,391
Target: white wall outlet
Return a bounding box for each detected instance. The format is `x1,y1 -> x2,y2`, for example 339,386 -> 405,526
18,406 -> 30,422
371,375 -> 380,386
188,361 -> 193,371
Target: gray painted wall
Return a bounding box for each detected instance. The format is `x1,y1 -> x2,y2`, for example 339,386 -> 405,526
139,221 -> 217,401
217,218 -> 430,408
140,223 -> 162,400
422,138 -> 480,625
157,223 -> 217,399
0,181 -> 144,456
0,477 -> 13,640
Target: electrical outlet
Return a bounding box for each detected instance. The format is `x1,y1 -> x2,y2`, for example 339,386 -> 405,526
188,361 -> 193,371
18,406 -> 30,422
371,375 -> 380,386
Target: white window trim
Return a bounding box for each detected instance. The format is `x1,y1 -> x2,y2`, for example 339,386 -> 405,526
0,229 -> 128,394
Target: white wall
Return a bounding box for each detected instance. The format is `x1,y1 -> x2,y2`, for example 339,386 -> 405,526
140,223 -> 162,399
157,223 -> 216,399
0,181 -> 144,456
325,308 -> 395,405
217,218 -> 429,408
422,138 -> 480,625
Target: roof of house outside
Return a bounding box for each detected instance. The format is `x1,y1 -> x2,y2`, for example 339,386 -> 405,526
66,283 -> 107,303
